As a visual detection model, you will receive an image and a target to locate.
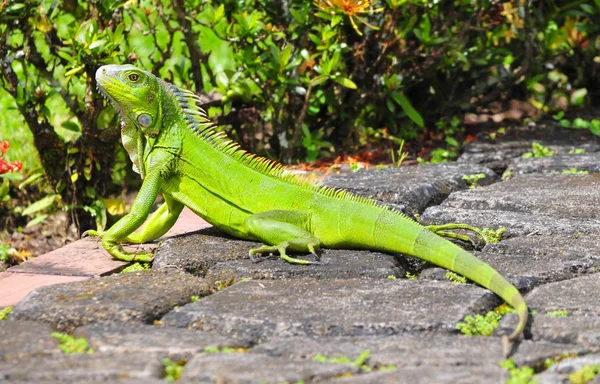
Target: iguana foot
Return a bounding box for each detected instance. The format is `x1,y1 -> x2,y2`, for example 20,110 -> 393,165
103,240 -> 154,262
426,223 -> 493,245
249,242 -> 319,265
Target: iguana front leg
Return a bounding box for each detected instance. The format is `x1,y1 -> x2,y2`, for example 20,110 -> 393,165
243,210 -> 321,265
90,171 -> 164,262
123,195 -> 184,244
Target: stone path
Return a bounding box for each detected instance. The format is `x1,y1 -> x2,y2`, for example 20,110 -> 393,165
1,123 -> 600,383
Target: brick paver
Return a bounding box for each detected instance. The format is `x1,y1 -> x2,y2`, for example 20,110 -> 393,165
0,207 -> 210,307
0,272 -> 90,307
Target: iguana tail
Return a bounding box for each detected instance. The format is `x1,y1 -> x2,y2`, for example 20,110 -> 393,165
375,218 -> 527,355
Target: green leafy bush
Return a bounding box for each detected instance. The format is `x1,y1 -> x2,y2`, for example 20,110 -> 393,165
2,0 -> 600,229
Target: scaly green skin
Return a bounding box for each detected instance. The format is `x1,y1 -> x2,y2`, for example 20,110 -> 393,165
90,64 -> 528,355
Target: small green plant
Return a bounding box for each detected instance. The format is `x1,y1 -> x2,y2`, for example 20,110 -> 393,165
500,359 -> 538,384
418,148 -> 457,164
462,173 -> 486,189
547,310 -> 569,317
488,127 -> 506,140
391,139 -> 409,167
481,227 -> 506,244
120,262 -> 151,273
446,271 -> 467,284
405,272 -> 418,280
568,148 -> 586,155
558,117 -> 600,136
543,352 -> 578,369
568,365 -> 600,384
386,275 -> 397,280
163,358 -> 186,382
51,332 -> 93,354
203,346 -> 243,354
190,295 -> 200,303
314,349 -> 395,373
560,168 -> 588,175
0,306 -> 13,320
522,142 -> 554,159
456,304 -> 515,336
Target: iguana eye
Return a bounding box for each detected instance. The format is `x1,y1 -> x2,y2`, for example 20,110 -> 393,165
137,113 -> 151,127
128,73 -> 139,82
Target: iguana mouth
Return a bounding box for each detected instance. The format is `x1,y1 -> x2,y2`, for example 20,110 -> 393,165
95,66 -> 128,119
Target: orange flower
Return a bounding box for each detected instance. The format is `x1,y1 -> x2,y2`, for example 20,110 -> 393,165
315,0 -> 384,35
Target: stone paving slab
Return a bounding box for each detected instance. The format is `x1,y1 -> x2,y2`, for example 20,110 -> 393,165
523,273 -> 600,314
180,352 -> 358,383
498,273 -> 600,348
508,152 -> 600,175
11,270 -> 211,332
458,124 -> 600,172
0,352 -> 165,382
155,227 -> 405,279
74,322 -> 251,360
0,320 -> 61,362
476,234 -> 597,289
534,354 -> 600,384
0,272 -> 90,307
427,174 -> 600,220
323,163 -> 497,214
336,365 -> 506,384
161,279 -> 499,341
250,334 -> 587,368
422,174 -> 600,236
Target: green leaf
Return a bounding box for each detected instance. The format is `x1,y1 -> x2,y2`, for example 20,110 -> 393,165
62,121 -> 80,132
22,194 -> 57,216
392,92 -> 424,127
333,76 -> 357,89
26,214 -> 49,228
113,24 -> 124,43
88,39 -> 107,50
310,75 -> 329,87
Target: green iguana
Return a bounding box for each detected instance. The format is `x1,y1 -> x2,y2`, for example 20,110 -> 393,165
88,64 -> 527,355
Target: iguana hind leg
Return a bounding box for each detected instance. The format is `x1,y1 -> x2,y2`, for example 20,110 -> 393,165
243,210 -> 321,265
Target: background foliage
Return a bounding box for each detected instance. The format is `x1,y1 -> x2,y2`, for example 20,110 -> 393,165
1,0 -> 599,231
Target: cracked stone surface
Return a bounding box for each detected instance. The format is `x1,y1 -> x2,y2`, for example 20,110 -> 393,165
250,334 -> 586,368
180,353 -> 358,383
421,174 -> 600,236
0,320 -> 61,362
74,322 -> 252,360
534,354 -> 600,384
11,270 -> 211,332
508,152 -> 600,175
458,123 -> 600,172
323,162 -> 498,214
0,352 -> 165,382
161,279 -> 498,341
498,273 -> 600,348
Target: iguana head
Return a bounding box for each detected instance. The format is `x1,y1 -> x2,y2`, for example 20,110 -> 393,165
96,64 -> 162,137
96,64 -> 164,176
